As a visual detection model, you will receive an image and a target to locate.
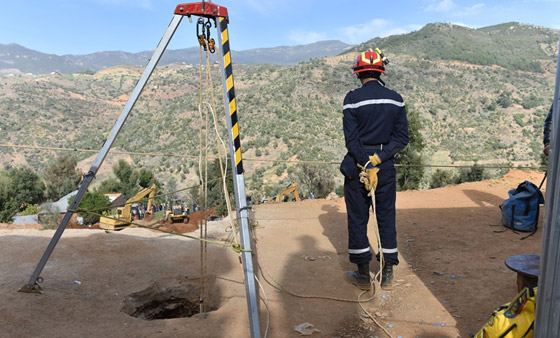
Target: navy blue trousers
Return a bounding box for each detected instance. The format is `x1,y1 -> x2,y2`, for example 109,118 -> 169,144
344,166 -> 399,266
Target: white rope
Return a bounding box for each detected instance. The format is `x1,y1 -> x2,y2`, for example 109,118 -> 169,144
254,276 -> 271,338
357,162 -> 394,338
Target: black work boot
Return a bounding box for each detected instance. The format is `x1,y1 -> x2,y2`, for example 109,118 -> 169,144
381,263 -> 394,291
345,263 -> 371,290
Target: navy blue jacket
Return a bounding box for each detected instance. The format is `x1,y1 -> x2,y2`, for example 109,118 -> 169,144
341,80 -> 409,174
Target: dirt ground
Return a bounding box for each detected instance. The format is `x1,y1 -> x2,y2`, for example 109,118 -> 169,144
0,169 -> 546,338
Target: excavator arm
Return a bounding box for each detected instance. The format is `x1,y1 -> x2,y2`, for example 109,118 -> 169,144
276,183 -> 301,202
100,184 -> 157,230
123,184 -> 157,219
146,188 -> 155,218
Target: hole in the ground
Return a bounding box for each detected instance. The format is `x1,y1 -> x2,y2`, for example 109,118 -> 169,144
122,278 -> 218,320
129,296 -> 199,320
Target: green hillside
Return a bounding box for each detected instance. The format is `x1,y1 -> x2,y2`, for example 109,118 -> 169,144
351,22 -> 557,166
355,22 -> 557,72
0,22 -> 558,200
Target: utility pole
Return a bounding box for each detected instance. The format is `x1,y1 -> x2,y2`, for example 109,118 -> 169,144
534,35 -> 560,337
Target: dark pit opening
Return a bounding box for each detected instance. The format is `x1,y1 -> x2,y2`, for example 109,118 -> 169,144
122,278 -> 218,320
130,296 -> 199,320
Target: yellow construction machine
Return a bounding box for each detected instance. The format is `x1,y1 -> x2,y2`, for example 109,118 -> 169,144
164,199 -> 189,223
276,182 -> 301,202
100,184 -> 156,231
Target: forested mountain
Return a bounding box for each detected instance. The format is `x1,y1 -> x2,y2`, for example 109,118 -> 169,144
0,22 -> 558,200
0,40 -> 353,74
356,22 -> 556,72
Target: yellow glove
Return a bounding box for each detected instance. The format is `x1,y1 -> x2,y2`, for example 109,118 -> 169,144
357,163 -> 379,193
369,153 -> 382,166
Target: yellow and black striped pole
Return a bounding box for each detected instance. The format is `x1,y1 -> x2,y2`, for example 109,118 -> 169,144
216,11 -> 261,338
218,16 -> 244,175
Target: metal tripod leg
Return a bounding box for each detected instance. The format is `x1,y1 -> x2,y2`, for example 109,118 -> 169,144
19,14 -> 184,294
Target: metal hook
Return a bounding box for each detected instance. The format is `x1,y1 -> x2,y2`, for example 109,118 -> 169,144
203,18 -> 216,53
204,18 -> 213,40
197,18 -> 208,51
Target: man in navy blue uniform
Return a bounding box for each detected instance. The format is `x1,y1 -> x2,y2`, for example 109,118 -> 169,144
340,48 -> 409,291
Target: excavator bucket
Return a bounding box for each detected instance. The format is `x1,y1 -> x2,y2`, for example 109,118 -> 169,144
144,212 -> 153,222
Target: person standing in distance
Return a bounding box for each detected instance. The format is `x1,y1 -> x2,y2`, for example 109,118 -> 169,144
543,104 -> 553,157
340,48 -> 409,291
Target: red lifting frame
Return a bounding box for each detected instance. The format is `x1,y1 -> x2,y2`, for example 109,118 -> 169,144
174,2 -> 229,22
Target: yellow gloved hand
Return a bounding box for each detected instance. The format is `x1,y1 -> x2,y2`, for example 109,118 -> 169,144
357,163 -> 379,194
369,153 -> 382,166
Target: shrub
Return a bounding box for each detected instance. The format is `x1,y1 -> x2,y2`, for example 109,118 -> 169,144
335,185 -> 344,197
295,164 -> 335,199
22,204 -> 39,216
430,169 -> 456,189
38,203 -> 60,230
69,192 -> 110,225
457,163 -> 486,183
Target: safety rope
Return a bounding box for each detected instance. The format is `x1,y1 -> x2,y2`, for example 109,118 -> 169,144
256,262 -> 398,337
198,32 -> 273,335
358,160 -> 394,338
201,40 -> 237,248
254,275 -> 271,338
364,196 -> 395,338
195,34 -> 240,315
198,38 -> 210,314
257,263 -> 374,303
357,161 -> 385,288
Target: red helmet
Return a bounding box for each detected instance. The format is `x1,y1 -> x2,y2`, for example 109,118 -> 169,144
352,48 -> 386,74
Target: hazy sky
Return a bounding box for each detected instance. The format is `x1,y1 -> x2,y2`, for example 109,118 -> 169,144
1,0 -> 559,55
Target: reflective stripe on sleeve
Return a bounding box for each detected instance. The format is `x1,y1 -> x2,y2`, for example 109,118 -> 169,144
349,247 -> 371,254
343,99 -> 405,110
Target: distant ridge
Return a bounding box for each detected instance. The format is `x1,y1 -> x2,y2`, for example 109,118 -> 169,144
0,40 -> 354,74
350,21 -> 559,72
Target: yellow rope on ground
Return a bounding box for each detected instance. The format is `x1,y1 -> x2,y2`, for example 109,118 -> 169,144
257,263 -> 375,304
258,260 -> 379,338
134,223 -> 249,253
